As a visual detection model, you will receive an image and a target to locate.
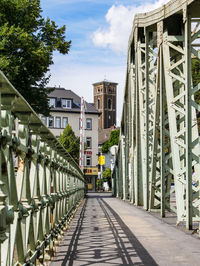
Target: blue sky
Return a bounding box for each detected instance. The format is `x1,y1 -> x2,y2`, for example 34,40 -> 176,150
40,0 -> 168,124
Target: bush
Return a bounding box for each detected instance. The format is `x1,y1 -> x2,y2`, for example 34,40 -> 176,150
96,179 -> 103,191
102,129 -> 120,153
102,168 -> 111,189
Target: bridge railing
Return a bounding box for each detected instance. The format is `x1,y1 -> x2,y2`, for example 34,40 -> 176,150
0,71 -> 85,265
114,0 -> 200,232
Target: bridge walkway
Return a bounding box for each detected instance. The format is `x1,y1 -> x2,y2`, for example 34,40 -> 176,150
51,193 -> 200,266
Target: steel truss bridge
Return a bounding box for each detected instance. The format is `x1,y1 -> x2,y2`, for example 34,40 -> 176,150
113,0 -> 200,232
0,72 -> 85,265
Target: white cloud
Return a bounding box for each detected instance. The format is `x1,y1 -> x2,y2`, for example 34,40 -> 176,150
92,0 -> 169,53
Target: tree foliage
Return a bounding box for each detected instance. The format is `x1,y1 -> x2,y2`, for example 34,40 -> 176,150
59,124 -> 80,163
102,129 -> 120,153
192,58 -> 200,130
102,168 -> 112,189
96,179 -> 103,191
102,168 -> 111,179
192,58 -> 200,105
0,0 -> 71,115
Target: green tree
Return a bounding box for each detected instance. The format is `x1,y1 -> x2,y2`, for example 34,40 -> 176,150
192,58 -> 200,105
192,58 -> 200,87
192,58 -> 200,131
0,0 -> 71,115
102,168 -> 112,189
96,179 -> 103,191
102,129 -> 120,153
59,124 -> 80,163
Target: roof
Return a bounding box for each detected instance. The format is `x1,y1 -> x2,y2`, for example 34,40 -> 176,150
92,80 -> 118,86
98,128 -> 111,145
48,87 -> 100,115
98,127 -> 120,145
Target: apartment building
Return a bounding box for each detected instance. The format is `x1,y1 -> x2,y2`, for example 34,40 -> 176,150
41,87 -> 100,191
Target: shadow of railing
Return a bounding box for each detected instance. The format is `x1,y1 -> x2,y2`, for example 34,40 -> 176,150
51,193 -> 158,266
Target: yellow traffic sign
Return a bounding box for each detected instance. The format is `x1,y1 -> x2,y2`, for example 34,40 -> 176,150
99,155 -> 105,165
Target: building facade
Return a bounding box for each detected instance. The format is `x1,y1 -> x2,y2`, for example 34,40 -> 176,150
93,80 -> 118,130
41,87 -> 100,191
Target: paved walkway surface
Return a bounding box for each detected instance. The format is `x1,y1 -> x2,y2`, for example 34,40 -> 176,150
51,193 -> 200,266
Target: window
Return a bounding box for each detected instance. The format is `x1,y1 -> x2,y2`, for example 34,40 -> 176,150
48,117 -> 54,128
41,116 -> 47,125
49,98 -> 56,108
62,99 -> 71,108
98,99 -> 100,109
79,118 -> 84,130
86,137 -> 92,149
108,99 -> 112,110
62,117 -> 68,128
55,117 -> 61,128
86,156 -> 92,166
86,118 -> 92,130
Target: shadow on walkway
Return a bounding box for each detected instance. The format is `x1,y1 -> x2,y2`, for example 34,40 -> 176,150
51,193 -> 158,266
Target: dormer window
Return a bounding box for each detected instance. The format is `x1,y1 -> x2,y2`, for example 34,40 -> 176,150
49,98 -> 56,108
62,99 -> 71,108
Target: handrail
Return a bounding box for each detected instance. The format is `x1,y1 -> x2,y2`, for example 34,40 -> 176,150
0,71 -> 85,265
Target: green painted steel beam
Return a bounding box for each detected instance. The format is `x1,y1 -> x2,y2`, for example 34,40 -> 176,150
113,0 -> 200,233
0,71 -> 85,265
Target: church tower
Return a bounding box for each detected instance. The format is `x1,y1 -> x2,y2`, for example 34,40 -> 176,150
93,80 -> 118,130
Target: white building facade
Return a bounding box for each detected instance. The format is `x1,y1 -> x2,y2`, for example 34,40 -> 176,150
41,88 -> 100,190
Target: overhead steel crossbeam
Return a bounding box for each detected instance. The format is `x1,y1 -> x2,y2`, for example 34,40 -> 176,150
114,0 -> 200,232
0,72 -> 85,265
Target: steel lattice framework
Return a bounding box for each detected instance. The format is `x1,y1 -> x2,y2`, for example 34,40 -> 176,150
113,0 -> 200,231
0,72 -> 85,265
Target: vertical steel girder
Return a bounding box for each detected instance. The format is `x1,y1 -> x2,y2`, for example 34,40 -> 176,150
0,72 -> 85,265
114,0 -> 200,232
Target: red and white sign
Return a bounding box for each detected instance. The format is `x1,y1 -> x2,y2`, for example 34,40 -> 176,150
85,151 -> 92,155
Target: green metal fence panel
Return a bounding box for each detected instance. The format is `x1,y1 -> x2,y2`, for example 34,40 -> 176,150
114,0 -> 200,232
0,71 -> 85,265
